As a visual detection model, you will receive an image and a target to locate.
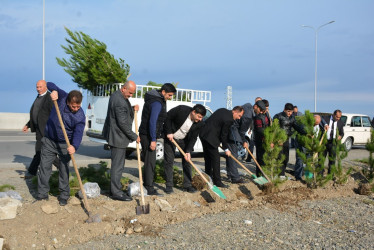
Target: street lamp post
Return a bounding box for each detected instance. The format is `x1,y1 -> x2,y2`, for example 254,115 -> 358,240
302,20 -> 335,112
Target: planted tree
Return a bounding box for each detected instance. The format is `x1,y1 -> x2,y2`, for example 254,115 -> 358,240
357,129 -> 374,194
330,131 -> 351,185
295,110 -> 328,188
262,119 -> 287,184
56,27 -> 130,92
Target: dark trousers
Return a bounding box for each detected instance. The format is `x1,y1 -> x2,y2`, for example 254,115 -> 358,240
323,140 -> 336,174
254,141 -> 265,177
246,135 -> 255,162
294,140 -> 304,179
37,137 -> 71,200
226,142 -> 241,181
201,139 -> 222,185
28,128 -> 59,175
280,139 -> 290,176
110,147 -> 127,196
140,134 -> 157,191
163,138 -> 193,188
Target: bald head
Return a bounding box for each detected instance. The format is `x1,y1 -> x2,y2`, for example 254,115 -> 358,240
314,115 -> 321,126
121,80 -> 136,99
36,80 -> 47,95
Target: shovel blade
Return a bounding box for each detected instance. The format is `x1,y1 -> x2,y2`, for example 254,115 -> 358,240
253,176 -> 268,185
136,204 -> 150,215
211,185 -> 226,199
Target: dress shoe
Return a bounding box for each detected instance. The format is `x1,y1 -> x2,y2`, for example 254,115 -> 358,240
25,171 -> 36,179
111,193 -> 133,201
165,186 -> 174,194
214,182 -> 228,188
231,178 -> 247,184
58,196 -> 68,206
184,186 -> 197,193
36,196 -> 49,201
147,189 -> 164,196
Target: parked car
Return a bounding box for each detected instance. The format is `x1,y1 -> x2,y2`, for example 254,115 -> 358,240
314,112 -> 372,151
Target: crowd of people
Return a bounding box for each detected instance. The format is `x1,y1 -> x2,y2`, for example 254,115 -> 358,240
23,80 -> 345,204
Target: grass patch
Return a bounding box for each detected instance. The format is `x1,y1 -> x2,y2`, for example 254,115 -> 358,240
151,160 -> 196,188
0,184 -> 15,192
362,199 -> 374,206
354,158 -> 369,164
31,161 -> 130,196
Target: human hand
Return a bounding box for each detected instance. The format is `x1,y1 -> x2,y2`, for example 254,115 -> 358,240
243,142 -> 249,149
185,152 -> 191,162
225,150 -> 231,157
136,136 -> 140,143
167,134 -> 174,141
51,91 -> 58,101
67,145 -> 76,155
133,105 -> 139,111
150,141 -> 156,151
22,125 -> 28,133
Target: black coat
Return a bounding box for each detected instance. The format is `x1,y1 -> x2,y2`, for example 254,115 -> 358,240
199,108 -> 234,150
164,105 -> 205,153
322,115 -> 345,139
26,92 -> 53,137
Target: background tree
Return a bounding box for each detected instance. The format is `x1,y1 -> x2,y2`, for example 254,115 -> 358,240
263,119 -> 287,183
56,27 -> 130,92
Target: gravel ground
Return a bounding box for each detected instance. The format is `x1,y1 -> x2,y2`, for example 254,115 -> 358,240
68,195 -> 374,249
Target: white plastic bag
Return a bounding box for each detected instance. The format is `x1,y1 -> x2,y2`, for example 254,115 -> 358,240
127,182 -> 148,197
78,182 -> 101,199
6,190 -> 23,201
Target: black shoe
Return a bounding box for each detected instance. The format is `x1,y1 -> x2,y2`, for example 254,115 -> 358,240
165,186 -> 174,194
232,178 -> 247,184
111,193 -> 133,201
147,189 -> 164,196
184,186 -> 197,193
58,197 -> 68,206
36,196 -> 49,201
214,182 -> 228,188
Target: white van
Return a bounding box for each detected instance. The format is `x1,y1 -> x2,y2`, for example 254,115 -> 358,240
85,83 -> 213,159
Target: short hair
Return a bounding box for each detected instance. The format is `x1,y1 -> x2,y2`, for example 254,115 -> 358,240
161,83 -> 177,93
67,90 -> 83,104
284,103 -> 294,111
293,105 -> 298,109
333,109 -> 342,115
232,106 -> 244,113
255,97 -> 262,102
192,104 -> 206,116
262,99 -> 269,107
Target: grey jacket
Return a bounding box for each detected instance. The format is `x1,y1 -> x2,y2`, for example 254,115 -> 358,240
102,90 -> 137,148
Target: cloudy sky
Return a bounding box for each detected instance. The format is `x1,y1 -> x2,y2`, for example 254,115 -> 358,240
1,0 -> 373,117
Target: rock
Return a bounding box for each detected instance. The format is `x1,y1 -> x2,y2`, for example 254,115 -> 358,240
114,226 -> 125,235
0,238 -> 3,250
180,199 -> 194,207
69,197 -> 81,206
0,197 -> 22,220
126,228 -> 134,235
244,220 -> 253,225
134,225 -> 143,233
155,199 -> 173,212
41,203 -> 59,214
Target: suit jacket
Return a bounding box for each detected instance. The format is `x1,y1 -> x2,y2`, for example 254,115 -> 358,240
102,90 -> 137,148
199,108 -> 234,150
322,115 -> 345,139
164,105 -> 205,153
26,92 -> 53,136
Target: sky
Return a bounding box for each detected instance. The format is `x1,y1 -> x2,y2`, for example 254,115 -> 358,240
1,0 -> 373,117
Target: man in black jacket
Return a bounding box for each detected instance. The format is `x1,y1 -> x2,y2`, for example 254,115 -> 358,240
163,104 -> 206,193
273,103 -> 304,178
139,83 -> 176,196
199,106 -> 244,188
22,80 -> 57,177
322,110 -> 344,174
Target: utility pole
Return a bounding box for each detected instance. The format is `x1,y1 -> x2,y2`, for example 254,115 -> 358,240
226,85 -> 232,110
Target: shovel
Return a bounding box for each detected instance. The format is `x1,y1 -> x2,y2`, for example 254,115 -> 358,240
53,101 -> 100,223
171,139 -> 226,199
244,146 -> 271,183
134,110 -> 150,215
222,147 -> 268,185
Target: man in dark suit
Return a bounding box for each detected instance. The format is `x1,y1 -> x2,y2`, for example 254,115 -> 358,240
102,81 -> 140,201
23,80 -> 56,177
163,104 -> 207,194
199,106 -> 244,188
322,109 -> 344,174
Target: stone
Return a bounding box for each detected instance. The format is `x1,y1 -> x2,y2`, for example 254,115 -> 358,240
126,227 -> 134,235
41,203 -> 59,214
134,225 -> 143,233
69,197 -> 81,206
155,199 -> 173,212
0,238 -> 3,250
114,226 -> 125,235
0,197 -> 22,220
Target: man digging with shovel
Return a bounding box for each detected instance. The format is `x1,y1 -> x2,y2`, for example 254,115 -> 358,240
37,82 -> 85,206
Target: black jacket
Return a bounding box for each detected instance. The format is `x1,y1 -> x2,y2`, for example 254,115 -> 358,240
26,92 -> 53,136
164,105 -> 205,153
199,108 -> 234,150
229,103 -> 253,143
253,113 -> 270,144
273,111 -> 304,137
322,115 -> 345,139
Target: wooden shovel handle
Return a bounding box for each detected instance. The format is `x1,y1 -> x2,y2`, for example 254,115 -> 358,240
53,101 -> 90,212
221,146 -> 256,177
134,110 -> 146,206
244,146 -> 271,182
171,139 -> 211,185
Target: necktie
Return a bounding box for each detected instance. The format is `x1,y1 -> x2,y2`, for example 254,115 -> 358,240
330,120 -> 335,140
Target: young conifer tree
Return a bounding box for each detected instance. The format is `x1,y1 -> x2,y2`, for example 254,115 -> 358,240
263,119 -> 287,181
330,130 -> 351,185
365,129 -> 374,182
295,110 -> 327,188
